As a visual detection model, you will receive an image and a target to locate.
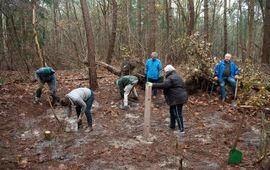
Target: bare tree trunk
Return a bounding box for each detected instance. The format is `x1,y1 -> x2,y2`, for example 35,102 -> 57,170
148,0 -> 157,53
98,0 -> 110,56
224,0 -> 228,55
0,4 -> 3,67
165,0 -> 172,38
80,0 -> 98,90
187,0 -> 195,36
72,0 -> 84,49
247,0 -> 255,59
210,0 -> 217,43
262,0 -> 270,64
10,15 -> 29,72
1,13 -> 10,70
32,0 -> 45,67
106,0 -> 117,64
53,0 -> 59,55
204,0 -> 209,42
137,0 -> 142,45
237,0 -> 243,59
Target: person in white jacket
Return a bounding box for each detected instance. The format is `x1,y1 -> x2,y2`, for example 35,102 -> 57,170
61,88 -> 94,132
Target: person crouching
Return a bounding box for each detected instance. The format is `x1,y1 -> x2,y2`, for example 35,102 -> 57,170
115,75 -> 139,110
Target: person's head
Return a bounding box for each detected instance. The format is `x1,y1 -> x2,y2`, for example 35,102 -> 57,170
60,96 -> 71,107
164,65 -> 175,73
151,52 -> 158,60
224,53 -> 232,62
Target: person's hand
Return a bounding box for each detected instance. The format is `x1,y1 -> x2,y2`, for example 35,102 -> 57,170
235,75 -> 240,80
146,82 -> 153,86
213,76 -> 218,81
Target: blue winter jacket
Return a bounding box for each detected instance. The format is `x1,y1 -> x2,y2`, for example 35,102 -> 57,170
214,60 -> 239,82
145,58 -> 162,80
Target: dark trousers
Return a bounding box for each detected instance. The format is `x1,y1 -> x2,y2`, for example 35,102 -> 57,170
169,104 -> 184,132
147,78 -> 159,96
75,93 -> 94,127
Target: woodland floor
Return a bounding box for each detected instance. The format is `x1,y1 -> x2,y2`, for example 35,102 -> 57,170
0,67 -> 266,170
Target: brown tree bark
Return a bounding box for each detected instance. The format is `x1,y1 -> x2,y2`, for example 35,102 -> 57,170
187,0 -> 195,36
148,0 -> 157,53
238,0 -> 243,59
204,0 -> 209,42
223,0 -> 228,55
10,15 -> 29,72
247,0 -> 255,59
80,0 -> 98,89
262,0 -> 270,64
0,3 -> 3,67
137,0 -> 142,45
106,0 -> 117,64
165,0 -> 172,38
72,0 -> 84,49
32,0 -> 45,67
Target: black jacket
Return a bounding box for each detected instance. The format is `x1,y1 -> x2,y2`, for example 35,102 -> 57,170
152,70 -> 188,106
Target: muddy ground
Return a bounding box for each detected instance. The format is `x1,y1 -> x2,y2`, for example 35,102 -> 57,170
0,67 -> 267,169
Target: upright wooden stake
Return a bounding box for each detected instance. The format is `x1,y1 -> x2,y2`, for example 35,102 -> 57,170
144,84 -> 152,138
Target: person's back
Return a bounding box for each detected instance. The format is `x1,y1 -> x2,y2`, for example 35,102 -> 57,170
66,88 -> 92,103
35,67 -> 55,81
34,66 -> 58,104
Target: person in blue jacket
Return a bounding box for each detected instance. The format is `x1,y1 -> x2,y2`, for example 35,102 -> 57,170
33,66 -> 59,105
213,53 -> 240,102
145,52 -> 162,97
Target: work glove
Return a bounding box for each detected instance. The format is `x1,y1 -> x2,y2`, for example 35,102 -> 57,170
213,76 -> 218,81
146,82 -> 153,86
235,75 -> 240,80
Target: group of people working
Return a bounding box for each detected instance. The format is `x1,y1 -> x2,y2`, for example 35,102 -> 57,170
33,52 -> 240,134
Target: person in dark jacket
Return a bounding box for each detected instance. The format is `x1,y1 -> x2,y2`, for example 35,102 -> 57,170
33,66 -> 59,105
148,65 -> 188,133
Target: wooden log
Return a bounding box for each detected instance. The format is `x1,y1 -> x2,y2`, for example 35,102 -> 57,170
144,84 -> 152,138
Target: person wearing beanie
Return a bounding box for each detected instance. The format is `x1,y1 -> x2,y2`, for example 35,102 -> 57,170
115,75 -> 139,110
145,52 -> 162,98
147,65 -> 188,133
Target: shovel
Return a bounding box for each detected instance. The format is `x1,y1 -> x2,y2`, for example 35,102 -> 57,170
228,114 -> 244,164
231,79 -> 238,107
208,80 -> 217,103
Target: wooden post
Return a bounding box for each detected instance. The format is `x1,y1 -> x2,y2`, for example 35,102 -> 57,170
144,84 -> 152,138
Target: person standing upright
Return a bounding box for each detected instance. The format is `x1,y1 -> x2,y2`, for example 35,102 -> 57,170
148,65 -> 188,133
145,52 -> 162,98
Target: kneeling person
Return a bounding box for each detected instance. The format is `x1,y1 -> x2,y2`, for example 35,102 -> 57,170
61,88 -> 94,132
115,75 -> 139,109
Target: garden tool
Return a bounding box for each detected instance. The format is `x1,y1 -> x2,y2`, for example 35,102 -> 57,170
231,79 -> 238,107
208,80 -> 217,103
228,114 -> 245,164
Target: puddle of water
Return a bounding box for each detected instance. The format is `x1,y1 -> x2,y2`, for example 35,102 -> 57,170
242,131 -> 261,147
202,112 -> 233,129
109,139 -> 140,149
85,160 -> 137,170
190,160 -> 220,170
125,114 -> 140,119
